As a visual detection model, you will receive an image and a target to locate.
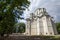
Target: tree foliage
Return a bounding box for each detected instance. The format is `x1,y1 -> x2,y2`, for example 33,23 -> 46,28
0,0 -> 30,36
13,22 -> 26,33
56,23 -> 60,34
18,22 -> 25,33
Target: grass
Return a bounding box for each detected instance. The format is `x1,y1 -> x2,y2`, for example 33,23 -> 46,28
0,35 -> 60,40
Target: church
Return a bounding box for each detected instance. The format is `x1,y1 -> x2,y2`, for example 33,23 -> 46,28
25,8 -> 57,35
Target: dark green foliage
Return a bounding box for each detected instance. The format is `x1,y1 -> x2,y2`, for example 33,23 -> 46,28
13,22 -> 26,33
0,0 -> 30,36
0,13 -> 15,36
18,23 -> 25,33
56,23 -> 60,34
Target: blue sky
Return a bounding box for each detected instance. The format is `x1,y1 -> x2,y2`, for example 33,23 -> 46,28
18,0 -> 60,23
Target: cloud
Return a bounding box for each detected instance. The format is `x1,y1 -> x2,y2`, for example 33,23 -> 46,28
18,19 -> 26,23
22,0 -> 60,22
40,0 -> 60,22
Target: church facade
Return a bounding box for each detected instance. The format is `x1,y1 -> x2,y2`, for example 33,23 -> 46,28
25,8 -> 57,35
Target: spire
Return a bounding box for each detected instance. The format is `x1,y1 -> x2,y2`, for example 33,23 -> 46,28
40,8 -> 46,13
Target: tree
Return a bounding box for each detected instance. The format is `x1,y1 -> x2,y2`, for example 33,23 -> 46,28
0,0 -> 30,36
56,23 -> 60,34
18,23 -> 25,33
13,22 -> 26,33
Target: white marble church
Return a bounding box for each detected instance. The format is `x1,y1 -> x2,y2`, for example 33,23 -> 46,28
25,8 -> 57,35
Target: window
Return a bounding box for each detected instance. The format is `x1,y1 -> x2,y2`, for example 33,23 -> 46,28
27,33 -> 28,34
50,32 -> 52,34
46,33 -> 48,34
40,33 -> 42,35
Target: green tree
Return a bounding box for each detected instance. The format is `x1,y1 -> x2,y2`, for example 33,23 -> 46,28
56,23 -> 60,34
18,22 -> 26,33
13,22 -> 26,33
0,0 -> 30,36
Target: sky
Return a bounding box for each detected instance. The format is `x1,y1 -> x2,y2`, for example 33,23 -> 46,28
18,0 -> 60,23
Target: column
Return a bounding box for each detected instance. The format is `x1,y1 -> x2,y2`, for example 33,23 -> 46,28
37,18 -> 40,35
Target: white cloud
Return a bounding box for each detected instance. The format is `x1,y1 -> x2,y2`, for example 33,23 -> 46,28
22,0 -> 60,22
